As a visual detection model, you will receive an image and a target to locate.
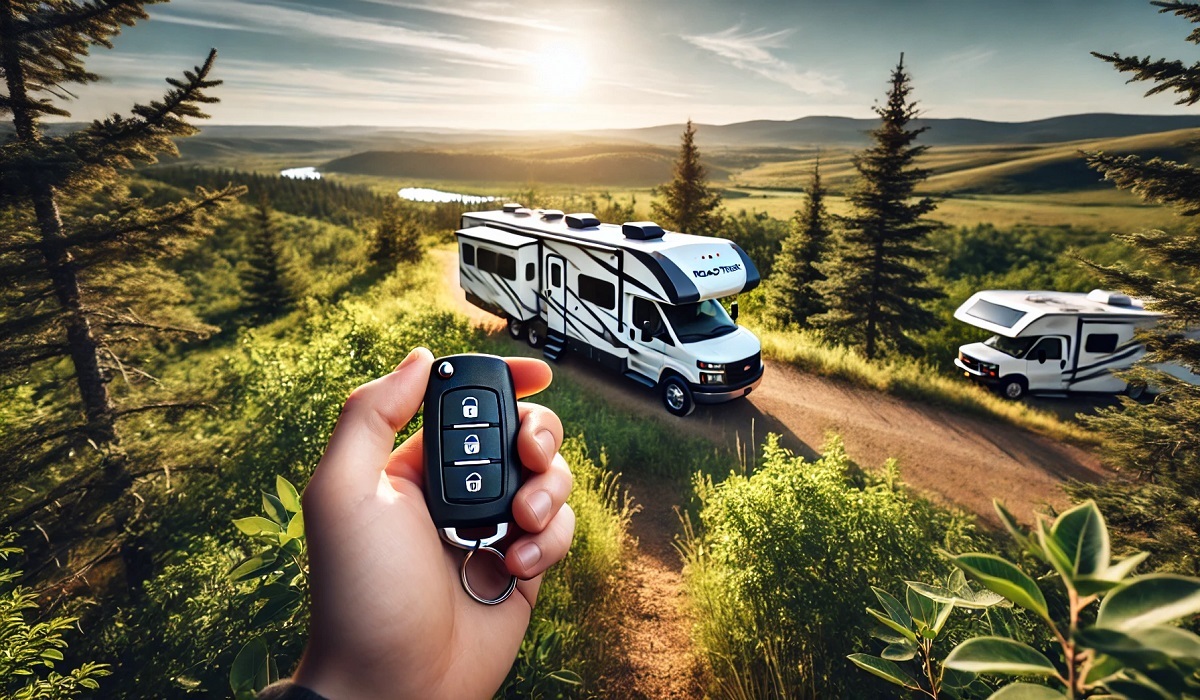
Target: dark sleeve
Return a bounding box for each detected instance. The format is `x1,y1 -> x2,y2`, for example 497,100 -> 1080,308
256,680 -> 330,700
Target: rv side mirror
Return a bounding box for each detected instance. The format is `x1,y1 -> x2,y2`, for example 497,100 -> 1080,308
641,320 -> 653,342
1036,349 -> 1047,364
731,300 -> 740,322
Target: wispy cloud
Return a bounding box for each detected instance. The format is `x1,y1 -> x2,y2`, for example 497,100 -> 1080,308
354,0 -> 566,32
156,0 -> 533,68
681,26 -> 844,95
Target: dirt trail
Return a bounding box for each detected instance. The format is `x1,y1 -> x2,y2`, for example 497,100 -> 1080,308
438,249 -> 1108,698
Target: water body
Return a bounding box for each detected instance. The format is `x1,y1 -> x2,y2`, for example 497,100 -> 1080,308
280,167 -> 322,180
398,187 -> 495,204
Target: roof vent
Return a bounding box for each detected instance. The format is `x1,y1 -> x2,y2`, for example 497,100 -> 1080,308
622,221 -> 665,240
1087,289 -> 1132,307
513,208 -> 532,217
566,213 -> 600,229
541,209 -> 564,221
502,203 -> 523,213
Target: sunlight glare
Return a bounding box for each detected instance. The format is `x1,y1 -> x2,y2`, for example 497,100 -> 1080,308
532,42 -> 589,94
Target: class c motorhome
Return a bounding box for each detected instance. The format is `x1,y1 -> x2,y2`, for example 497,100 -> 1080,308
456,205 -> 764,416
954,289 -> 1170,399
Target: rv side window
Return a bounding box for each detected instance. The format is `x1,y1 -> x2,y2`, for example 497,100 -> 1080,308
633,297 -> 672,344
525,263 -> 535,281
550,264 -> 561,287
462,244 -> 475,266
1032,337 -> 1063,360
578,274 -> 615,310
1085,333 -> 1119,354
477,248 -> 497,274
497,253 -> 516,281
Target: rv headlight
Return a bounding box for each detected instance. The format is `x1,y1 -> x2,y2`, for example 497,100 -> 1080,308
697,360 -> 725,370
699,371 -> 726,385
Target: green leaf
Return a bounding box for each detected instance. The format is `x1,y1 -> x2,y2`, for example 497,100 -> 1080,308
994,500 -> 1036,552
908,584 -> 938,630
952,554 -> 1049,621
1129,626 -> 1200,661
847,653 -> 918,689
262,493 -> 288,526
873,587 -> 913,629
870,624 -> 909,644
943,637 -> 1059,677
930,600 -> 954,637
986,682 -> 1068,699
229,552 -> 279,582
881,639 -> 918,662
907,580 -> 1006,609
1074,627 -> 1171,668
39,649 -> 64,661
868,608 -> 918,643
285,511 -> 304,539
1103,676 -> 1174,700
229,637 -> 275,694
941,666 -> 977,690
276,475 -> 302,513
233,517 -> 281,537
1096,574 -> 1200,632
1036,519 -> 1075,585
1084,653 -> 1124,684
1051,501 -> 1109,576
250,590 -> 302,628
1075,552 -> 1151,596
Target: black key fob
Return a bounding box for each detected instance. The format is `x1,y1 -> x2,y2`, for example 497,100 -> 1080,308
422,354 -> 522,534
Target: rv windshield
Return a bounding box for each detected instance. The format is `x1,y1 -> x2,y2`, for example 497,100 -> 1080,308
662,299 -> 738,344
984,335 -> 1037,358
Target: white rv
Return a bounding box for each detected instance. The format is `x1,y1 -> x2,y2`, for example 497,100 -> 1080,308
953,289 -> 1161,399
456,205 -> 764,416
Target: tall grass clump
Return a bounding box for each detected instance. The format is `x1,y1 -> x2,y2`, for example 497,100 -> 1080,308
682,434 -> 977,699
500,436 -> 635,698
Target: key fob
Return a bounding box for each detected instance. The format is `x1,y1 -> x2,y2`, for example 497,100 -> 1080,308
422,354 -> 522,532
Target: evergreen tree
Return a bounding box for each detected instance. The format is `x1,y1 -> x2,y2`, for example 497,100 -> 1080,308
766,158 -> 834,328
1068,1 -> 1200,575
812,55 -> 942,359
370,200 -> 424,267
0,2 -> 241,577
651,119 -> 724,234
242,196 -> 292,315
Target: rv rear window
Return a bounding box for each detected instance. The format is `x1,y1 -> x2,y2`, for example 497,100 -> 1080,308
496,254 -> 517,281
462,244 -> 475,266
966,299 -> 1026,328
1085,333 -> 1119,354
578,274 -> 615,310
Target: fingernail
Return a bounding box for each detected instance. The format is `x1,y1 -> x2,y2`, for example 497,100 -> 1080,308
528,489 -> 552,528
515,542 -> 542,571
534,429 -> 556,464
394,347 -> 423,372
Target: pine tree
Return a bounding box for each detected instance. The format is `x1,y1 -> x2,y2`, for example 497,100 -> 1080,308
0,2 -> 242,578
651,119 -> 724,234
242,196 -> 292,315
1068,1 -> 1200,575
812,55 -> 942,359
766,157 -> 834,328
370,200 -> 424,267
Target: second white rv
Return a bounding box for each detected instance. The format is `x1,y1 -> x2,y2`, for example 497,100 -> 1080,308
953,289 -> 1161,399
455,205 -> 764,416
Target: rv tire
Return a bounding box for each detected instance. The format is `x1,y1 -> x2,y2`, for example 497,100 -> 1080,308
999,376 -> 1027,401
1126,381 -> 1147,400
507,317 -> 524,340
661,375 -> 695,417
527,323 -> 546,348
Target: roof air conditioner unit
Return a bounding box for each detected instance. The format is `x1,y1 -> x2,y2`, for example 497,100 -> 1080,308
622,222 -> 665,240
566,213 -> 600,229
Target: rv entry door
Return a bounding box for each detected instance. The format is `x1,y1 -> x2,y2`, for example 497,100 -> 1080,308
544,253 -> 567,336
627,295 -> 671,382
1026,336 -> 1068,391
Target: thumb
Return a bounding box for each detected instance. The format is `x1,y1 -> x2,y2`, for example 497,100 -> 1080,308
313,347 -> 435,497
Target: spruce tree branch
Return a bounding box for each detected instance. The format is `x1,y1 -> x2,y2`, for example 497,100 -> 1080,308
64,183 -> 242,249
17,0 -> 151,39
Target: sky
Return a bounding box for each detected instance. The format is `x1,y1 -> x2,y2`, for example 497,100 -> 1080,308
61,0 -> 1200,130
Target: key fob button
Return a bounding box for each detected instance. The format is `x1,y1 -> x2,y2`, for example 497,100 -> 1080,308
442,427 -> 502,462
443,463 -> 502,502
442,389 -> 500,426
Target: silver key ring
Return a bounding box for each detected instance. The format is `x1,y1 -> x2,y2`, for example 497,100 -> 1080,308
460,542 -> 518,606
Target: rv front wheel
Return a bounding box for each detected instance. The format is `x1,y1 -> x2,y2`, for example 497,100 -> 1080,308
1000,376 -> 1027,401
507,317 -> 524,340
661,376 -> 695,417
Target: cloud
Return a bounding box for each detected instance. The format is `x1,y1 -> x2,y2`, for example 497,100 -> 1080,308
682,26 -> 844,95
157,0 -> 533,69
353,0 -> 566,33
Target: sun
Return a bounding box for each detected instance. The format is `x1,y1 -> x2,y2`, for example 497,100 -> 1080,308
531,42 -> 589,94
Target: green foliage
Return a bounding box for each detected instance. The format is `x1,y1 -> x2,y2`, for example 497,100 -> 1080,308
814,55 -> 943,359
242,197 -> 295,317
0,535 -> 111,699
682,434 -> 977,698
371,200 -> 425,267
720,209 -> 788,280
914,501 -> 1200,699
1070,0 -> 1200,581
765,159 -> 834,328
652,119 -> 725,235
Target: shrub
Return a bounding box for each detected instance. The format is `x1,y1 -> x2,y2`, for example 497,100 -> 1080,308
682,434 -> 975,698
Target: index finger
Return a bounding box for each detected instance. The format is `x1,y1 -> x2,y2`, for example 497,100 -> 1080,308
508,356 -> 552,399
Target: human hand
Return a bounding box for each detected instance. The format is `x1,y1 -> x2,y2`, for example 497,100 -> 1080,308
291,347 -> 575,699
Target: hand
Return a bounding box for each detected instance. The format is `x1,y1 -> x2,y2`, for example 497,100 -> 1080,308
292,347 -> 575,700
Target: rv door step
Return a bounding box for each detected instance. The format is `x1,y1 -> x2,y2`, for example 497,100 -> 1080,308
622,371 -> 656,388
542,331 -> 567,362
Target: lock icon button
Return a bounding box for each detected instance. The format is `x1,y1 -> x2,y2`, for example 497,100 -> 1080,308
443,427 -> 500,462
462,397 -> 479,419
442,463 -> 501,502
465,472 -> 482,493
463,434 -> 480,455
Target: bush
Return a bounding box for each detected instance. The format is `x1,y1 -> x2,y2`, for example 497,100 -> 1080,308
682,434 -> 976,698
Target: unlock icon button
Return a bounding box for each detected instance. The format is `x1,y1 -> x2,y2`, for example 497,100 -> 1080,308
463,434 -> 480,455
443,427 -> 501,462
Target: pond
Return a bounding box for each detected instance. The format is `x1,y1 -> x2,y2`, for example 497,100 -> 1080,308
280,167 -> 322,180
398,187 -> 495,204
